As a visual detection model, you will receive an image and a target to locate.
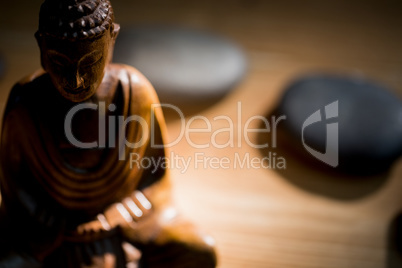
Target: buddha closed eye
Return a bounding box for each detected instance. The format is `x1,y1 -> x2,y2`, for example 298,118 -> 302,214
47,50 -> 103,69
48,52 -> 70,67
80,51 -> 104,67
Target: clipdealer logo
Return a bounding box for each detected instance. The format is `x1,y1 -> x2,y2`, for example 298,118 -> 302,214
301,101 -> 339,167
63,101 -> 339,172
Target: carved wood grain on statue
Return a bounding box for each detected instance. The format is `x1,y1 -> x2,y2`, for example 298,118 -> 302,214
0,0 -> 217,267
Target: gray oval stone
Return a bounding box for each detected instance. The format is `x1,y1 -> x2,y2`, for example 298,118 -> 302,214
114,26 -> 247,108
277,74 -> 402,174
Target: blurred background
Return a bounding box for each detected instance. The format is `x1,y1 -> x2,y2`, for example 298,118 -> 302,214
1,0 -> 402,267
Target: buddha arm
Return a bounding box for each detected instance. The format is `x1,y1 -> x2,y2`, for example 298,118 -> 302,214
71,65 -> 173,237
0,81 -> 64,263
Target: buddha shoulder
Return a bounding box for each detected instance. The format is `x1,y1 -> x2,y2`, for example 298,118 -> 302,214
5,70 -> 52,113
109,63 -> 160,107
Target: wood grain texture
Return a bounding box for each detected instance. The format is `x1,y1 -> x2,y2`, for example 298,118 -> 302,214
1,0 -> 401,267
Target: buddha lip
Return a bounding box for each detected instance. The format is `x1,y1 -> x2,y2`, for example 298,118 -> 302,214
65,86 -> 88,94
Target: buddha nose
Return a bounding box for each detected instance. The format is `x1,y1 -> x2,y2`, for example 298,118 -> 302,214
67,72 -> 84,90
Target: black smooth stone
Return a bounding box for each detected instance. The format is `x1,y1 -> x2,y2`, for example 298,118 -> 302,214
113,26 -> 247,108
276,74 -> 402,174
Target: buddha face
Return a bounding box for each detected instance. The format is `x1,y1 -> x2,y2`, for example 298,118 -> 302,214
37,25 -> 119,102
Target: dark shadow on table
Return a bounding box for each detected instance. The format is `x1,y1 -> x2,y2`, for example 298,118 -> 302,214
387,212 -> 402,268
256,111 -> 391,201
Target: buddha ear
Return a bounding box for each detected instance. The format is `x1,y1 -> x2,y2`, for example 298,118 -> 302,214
35,31 -> 42,45
111,23 -> 120,40
34,31 -> 47,70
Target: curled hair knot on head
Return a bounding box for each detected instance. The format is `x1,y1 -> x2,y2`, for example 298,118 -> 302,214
37,0 -> 114,40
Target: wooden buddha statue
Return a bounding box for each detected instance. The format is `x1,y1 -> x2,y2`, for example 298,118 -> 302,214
0,0 -> 217,267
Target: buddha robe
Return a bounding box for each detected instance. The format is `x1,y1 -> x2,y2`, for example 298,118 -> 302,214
0,64 -> 216,267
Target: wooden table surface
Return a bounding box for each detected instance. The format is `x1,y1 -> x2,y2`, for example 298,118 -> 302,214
1,1 -> 402,267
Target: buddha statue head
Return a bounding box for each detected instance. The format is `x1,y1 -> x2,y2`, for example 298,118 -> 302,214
36,0 -> 120,102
